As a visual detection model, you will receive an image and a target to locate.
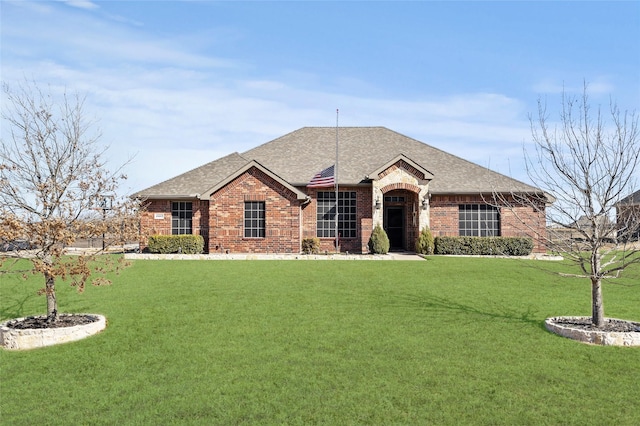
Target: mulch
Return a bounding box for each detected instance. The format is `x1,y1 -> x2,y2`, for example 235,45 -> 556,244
4,314 -> 99,330
551,317 -> 640,333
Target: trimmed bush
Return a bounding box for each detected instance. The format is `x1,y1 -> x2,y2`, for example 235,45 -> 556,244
416,227 -> 435,255
301,237 -> 320,254
147,235 -> 204,254
368,224 -> 390,254
434,236 -> 534,256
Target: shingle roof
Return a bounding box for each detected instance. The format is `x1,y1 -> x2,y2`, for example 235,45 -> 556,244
618,189 -> 640,205
134,127 -> 541,199
133,152 -> 249,198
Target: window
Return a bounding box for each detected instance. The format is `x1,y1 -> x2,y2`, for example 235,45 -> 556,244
459,204 -> 500,237
172,202 -> 192,235
317,191 -> 357,238
384,196 -> 405,203
244,201 -> 265,238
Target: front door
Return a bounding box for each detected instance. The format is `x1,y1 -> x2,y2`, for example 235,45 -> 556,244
385,206 -> 405,251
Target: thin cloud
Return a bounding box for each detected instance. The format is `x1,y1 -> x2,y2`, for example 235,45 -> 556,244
532,77 -> 615,96
0,1 -> 560,190
4,2 -> 236,70
62,0 -> 99,10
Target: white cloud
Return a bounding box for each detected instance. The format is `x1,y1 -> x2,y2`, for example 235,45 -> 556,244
4,56 -> 535,190
2,1 -> 536,191
62,0 -> 99,10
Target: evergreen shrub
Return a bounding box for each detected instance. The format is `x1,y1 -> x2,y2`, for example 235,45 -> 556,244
416,227 -> 435,255
147,235 -> 205,254
368,224 -> 390,254
433,236 -> 534,256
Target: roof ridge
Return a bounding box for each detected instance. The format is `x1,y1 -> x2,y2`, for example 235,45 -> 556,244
134,126 -> 545,198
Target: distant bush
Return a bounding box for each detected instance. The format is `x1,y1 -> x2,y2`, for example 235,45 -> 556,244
301,237 -> 320,254
368,224 -> 390,254
147,235 -> 204,254
434,236 -> 533,256
416,227 -> 434,255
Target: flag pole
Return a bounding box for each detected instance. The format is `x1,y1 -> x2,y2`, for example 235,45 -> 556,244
335,108 -> 339,253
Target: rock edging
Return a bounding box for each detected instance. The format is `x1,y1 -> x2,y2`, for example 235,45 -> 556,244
545,316 -> 640,347
0,314 -> 106,350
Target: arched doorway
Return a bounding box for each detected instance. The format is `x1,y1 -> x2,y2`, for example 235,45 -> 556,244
385,205 -> 405,250
382,190 -> 419,251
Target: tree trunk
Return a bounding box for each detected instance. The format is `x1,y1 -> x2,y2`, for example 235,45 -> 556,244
591,277 -> 604,328
45,272 -> 58,323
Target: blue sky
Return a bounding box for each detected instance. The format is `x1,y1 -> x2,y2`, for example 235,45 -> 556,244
2,1 -> 639,193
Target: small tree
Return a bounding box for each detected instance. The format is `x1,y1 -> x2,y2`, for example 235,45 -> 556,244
499,83 -> 640,329
368,224 -> 390,254
0,80 -> 140,323
416,226 -> 434,255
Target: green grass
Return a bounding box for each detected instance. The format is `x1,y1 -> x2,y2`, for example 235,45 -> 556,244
1,257 -> 639,425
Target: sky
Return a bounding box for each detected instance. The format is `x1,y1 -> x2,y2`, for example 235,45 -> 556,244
2,0 -> 639,194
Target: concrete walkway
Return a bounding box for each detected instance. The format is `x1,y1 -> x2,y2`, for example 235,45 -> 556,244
124,251 -> 561,261
125,251 -> 426,261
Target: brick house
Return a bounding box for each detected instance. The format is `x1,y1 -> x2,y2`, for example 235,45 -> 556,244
133,127 -> 547,253
616,189 -> 640,242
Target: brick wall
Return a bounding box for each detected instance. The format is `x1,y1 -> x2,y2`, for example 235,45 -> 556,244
139,199 -> 209,251
429,195 -> 460,236
500,204 -> 547,252
209,167 -> 301,253
430,194 -> 547,253
138,183 -> 547,254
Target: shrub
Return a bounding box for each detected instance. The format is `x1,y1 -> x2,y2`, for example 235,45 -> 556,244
434,236 -> 534,256
368,224 -> 390,254
301,237 -> 320,254
415,227 -> 434,255
147,235 -> 204,254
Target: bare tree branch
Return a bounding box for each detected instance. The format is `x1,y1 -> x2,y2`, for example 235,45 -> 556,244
1,79 -> 141,323
496,82 -> 640,328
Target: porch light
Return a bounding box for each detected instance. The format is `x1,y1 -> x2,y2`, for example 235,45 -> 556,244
375,196 -> 381,210
422,196 -> 428,210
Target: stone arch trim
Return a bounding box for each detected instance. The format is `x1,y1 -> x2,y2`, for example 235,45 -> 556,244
380,182 -> 421,194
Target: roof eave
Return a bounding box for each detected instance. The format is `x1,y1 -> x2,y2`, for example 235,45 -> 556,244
132,194 -> 200,201
429,190 -> 555,203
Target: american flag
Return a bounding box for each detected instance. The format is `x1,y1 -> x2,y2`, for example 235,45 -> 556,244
307,165 -> 335,188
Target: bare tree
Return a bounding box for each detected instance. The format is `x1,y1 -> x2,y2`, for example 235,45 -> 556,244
499,83 -> 640,329
0,80 -> 140,323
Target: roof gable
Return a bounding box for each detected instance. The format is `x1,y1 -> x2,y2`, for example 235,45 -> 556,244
200,160 -> 308,201
369,154 -> 434,183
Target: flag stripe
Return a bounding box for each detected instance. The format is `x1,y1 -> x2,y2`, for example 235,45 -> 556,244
307,165 -> 335,188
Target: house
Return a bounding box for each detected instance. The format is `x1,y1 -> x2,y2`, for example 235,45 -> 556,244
133,127 -> 547,253
616,189 -> 640,242
548,215 -> 617,243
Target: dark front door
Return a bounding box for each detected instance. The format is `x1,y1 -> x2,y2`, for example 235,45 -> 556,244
385,206 -> 405,251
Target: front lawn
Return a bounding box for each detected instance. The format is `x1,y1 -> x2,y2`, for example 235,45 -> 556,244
1,257 -> 639,425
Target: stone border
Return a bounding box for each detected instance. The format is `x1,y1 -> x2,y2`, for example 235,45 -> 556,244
125,253 -> 417,261
0,314 -> 106,350
545,316 -> 640,347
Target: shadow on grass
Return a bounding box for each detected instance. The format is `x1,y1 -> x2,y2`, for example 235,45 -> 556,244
380,292 -> 546,331
0,282 -> 38,321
